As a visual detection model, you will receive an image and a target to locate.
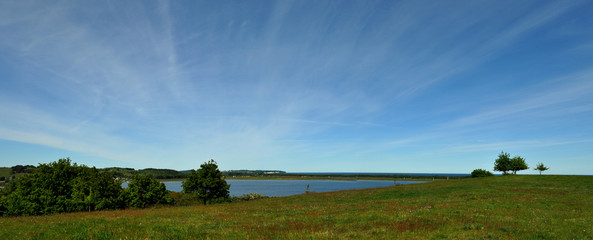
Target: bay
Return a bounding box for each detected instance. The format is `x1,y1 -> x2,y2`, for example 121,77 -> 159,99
146,179 -> 424,197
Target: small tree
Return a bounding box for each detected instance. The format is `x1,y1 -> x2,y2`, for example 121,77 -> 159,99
534,163 -> 549,175
509,156 -> 528,174
494,152 -> 529,175
493,151 -> 512,175
471,169 -> 494,178
125,174 -> 172,208
182,159 -> 230,204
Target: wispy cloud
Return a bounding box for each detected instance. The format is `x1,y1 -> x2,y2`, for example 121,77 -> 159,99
444,70 -> 593,129
0,1 -> 592,173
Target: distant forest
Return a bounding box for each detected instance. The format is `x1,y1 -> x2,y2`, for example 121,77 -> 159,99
0,165 -> 286,182
2,165 -> 466,183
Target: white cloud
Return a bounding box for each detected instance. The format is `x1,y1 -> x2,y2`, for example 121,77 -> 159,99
0,1 -> 592,173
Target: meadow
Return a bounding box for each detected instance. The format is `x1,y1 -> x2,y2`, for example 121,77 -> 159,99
1,175 -> 592,239
0,167 -> 11,179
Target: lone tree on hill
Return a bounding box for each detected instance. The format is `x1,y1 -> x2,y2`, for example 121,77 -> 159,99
509,156 -> 528,174
534,163 -> 549,175
494,151 -> 529,175
493,151 -> 512,175
182,159 -> 230,204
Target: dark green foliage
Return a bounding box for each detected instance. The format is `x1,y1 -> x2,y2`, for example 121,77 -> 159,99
124,174 -> 173,208
182,159 -> 230,204
0,158 -> 124,216
102,167 -> 187,180
509,156 -> 528,174
494,151 -> 529,175
10,165 -> 36,174
471,169 -> 494,178
138,168 -> 187,179
493,151 -> 512,174
534,163 -> 549,175
70,166 -> 125,211
101,167 -> 136,179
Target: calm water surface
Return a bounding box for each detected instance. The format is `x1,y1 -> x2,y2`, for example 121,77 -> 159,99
152,179 -> 423,197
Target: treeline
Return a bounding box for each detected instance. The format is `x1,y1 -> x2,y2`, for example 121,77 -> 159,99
0,158 -> 174,216
0,165 -> 38,182
5,165 -> 291,180
0,158 -> 238,217
11,165 -> 37,174
223,170 -> 286,177
2,165 -> 188,181
102,167 -> 187,179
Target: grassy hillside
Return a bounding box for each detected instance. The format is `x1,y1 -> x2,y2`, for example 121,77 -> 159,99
1,175 -> 592,239
0,167 -> 11,178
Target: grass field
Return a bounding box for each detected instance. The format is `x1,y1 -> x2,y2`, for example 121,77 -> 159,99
1,175 -> 592,239
0,167 -> 11,178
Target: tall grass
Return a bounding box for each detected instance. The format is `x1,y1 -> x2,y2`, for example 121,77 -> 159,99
1,175 -> 592,239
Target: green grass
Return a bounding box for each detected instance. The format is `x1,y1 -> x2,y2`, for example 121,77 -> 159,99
225,175 -> 436,181
1,175 -> 592,239
0,167 -> 11,178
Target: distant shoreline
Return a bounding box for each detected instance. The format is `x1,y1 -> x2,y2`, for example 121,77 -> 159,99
158,173 -> 459,182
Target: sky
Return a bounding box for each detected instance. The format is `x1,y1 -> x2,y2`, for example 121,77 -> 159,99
1,0 -> 592,174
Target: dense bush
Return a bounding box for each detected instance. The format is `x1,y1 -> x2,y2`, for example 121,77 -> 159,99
471,169 -> 494,178
182,159 -> 230,204
123,174 -> 173,208
0,158 -> 124,216
0,159 -> 175,216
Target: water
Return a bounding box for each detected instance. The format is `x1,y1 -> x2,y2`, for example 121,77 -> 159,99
122,179 -> 424,197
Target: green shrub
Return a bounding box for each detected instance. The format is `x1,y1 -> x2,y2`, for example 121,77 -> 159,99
0,158 -> 124,216
124,174 -> 173,208
471,169 -> 494,178
182,159 -> 230,204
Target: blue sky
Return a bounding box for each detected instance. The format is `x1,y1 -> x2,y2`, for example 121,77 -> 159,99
1,0 -> 592,174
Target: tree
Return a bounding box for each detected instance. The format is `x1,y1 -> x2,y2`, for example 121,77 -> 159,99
0,158 -> 125,216
71,166 -> 124,211
182,159 -> 230,204
493,151 -> 512,175
509,156 -> 528,174
534,163 -> 549,175
494,152 -> 529,175
124,174 -> 172,208
471,169 -> 494,178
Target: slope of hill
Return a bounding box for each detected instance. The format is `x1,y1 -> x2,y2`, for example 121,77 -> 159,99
1,175 -> 591,239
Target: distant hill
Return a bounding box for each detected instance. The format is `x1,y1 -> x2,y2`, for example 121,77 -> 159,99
101,167 -> 188,180
0,167 -> 11,180
0,165 -> 37,183
222,170 -> 286,177
1,164 -> 290,182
